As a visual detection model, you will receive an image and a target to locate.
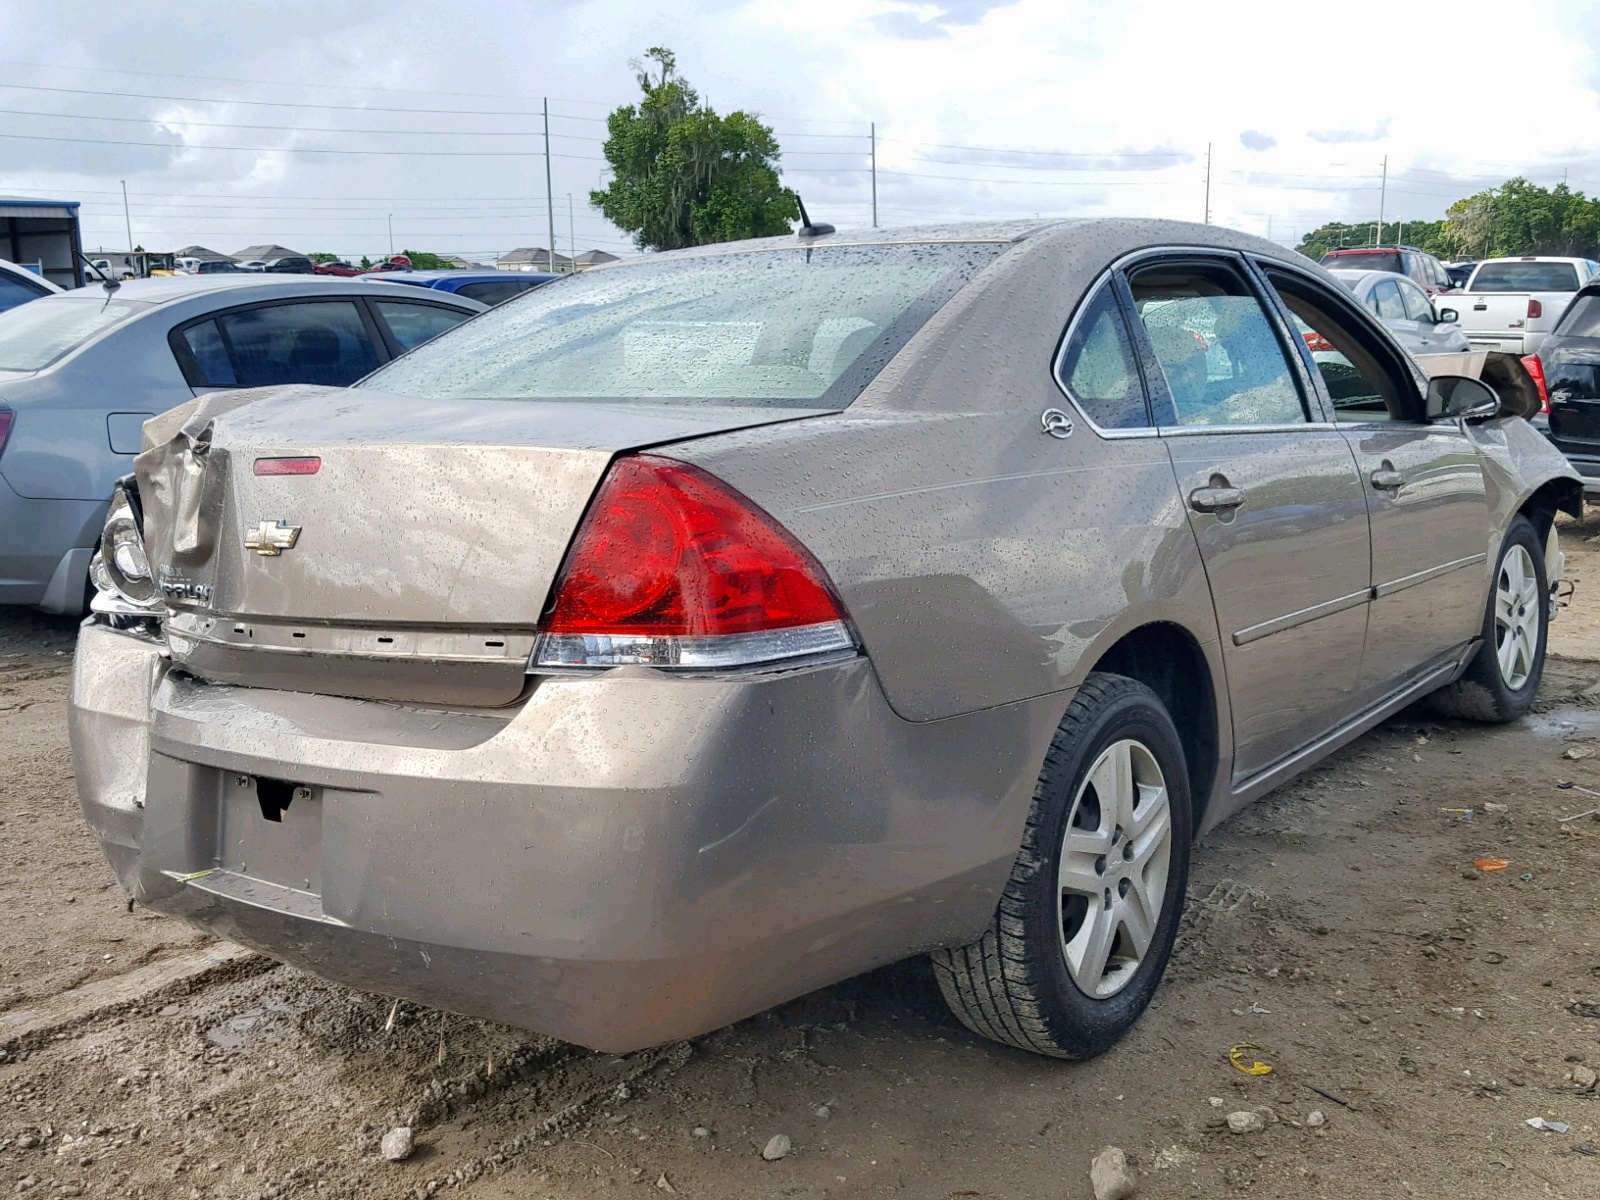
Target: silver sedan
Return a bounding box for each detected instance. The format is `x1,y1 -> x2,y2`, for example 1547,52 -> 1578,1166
70,220 -> 1577,1060
1326,267 -> 1471,357
0,276 -> 484,611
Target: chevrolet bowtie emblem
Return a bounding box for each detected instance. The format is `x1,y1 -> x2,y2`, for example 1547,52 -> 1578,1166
245,519 -> 301,556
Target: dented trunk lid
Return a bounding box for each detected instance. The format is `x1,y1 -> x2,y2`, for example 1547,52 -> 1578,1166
135,385 -> 824,704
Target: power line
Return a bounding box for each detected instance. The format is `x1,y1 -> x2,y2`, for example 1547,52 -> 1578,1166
0,129 -> 605,159
0,105 -> 605,140
886,139 -> 1191,159
0,80 -> 566,118
0,57 -> 574,102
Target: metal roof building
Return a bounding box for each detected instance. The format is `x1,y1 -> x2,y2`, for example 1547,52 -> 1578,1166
0,195 -> 83,289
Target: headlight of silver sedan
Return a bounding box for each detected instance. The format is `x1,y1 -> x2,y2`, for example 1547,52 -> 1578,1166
97,482 -> 161,609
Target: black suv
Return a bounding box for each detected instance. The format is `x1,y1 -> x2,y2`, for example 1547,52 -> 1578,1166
263,256 -> 317,274
1319,245 -> 1454,295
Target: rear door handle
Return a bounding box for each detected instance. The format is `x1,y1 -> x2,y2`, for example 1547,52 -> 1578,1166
1370,468 -> 1405,491
1188,486 -> 1246,513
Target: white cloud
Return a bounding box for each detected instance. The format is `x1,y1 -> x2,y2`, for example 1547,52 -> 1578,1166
2,0 -> 1599,255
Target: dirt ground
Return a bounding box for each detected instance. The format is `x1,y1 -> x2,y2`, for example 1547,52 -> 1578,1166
5,524 -> 1600,1199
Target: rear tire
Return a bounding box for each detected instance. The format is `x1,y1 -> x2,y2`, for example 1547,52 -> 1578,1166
931,673 -> 1193,1059
1431,515 -> 1547,723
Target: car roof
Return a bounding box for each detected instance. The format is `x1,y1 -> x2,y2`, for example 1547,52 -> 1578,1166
1327,268 -> 1415,289
52,275 -> 484,307
371,269 -> 559,283
1322,245 -> 1423,256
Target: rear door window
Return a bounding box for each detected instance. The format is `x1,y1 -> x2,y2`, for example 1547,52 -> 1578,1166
371,300 -> 473,352
1055,283 -> 1149,429
178,300 -> 382,388
1128,260 -> 1308,427
1373,280 -> 1407,321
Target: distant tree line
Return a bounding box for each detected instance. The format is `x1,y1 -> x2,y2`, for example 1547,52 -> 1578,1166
1297,178 -> 1600,262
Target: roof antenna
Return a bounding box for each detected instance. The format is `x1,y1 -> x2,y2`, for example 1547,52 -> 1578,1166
78,251 -> 119,298
796,195 -> 834,239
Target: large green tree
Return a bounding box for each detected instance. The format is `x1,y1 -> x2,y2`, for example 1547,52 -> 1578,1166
1438,179 -> 1600,259
591,48 -> 799,251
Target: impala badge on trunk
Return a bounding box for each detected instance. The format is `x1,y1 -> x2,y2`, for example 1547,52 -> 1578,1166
246,520 -> 302,556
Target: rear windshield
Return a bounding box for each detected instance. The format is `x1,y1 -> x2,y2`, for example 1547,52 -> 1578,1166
1322,251 -> 1401,274
1556,293 -> 1600,338
1470,261 -> 1581,292
0,296 -> 147,371
360,241 -> 1010,408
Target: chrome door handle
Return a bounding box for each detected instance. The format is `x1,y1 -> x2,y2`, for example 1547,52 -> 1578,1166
1188,486 -> 1246,513
1370,469 -> 1405,491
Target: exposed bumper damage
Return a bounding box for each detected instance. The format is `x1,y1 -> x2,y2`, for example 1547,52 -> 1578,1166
70,623 -> 1062,1051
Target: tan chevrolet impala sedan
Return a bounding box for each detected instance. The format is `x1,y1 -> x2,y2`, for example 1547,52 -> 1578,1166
69,219 -> 1581,1059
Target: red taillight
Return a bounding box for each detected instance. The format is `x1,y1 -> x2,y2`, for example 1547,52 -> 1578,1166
534,455 -> 856,670
1528,298 -> 1543,319
1522,354 -> 1550,414
254,456 -> 321,476
1303,330 -> 1334,353
0,405 -> 13,460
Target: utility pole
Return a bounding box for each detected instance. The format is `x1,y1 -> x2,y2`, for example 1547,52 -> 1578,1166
120,180 -> 132,256
567,193 -> 575,267
1266,215 -> 1273,243
387,213 -> 394,256
870,122 -> 878,228
1203,143 -> 1212,224
1375,154 -> 1387,245
543,99 -> 556,273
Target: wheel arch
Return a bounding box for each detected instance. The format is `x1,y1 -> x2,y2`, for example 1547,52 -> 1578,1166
1517,475 -> 1583,538
1089,621 -> 1220,829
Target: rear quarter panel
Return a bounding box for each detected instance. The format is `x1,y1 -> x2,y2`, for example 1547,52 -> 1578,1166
671,224 -> 1225,724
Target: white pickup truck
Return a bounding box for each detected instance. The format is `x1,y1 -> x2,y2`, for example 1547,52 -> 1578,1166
1448,256 -> 1600,356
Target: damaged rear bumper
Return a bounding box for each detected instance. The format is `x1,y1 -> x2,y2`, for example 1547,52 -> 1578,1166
69,623 -> 1059,1051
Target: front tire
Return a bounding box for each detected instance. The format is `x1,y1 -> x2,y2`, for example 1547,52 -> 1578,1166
1431,515 -> 1548,722
931,673 -> 1193,1059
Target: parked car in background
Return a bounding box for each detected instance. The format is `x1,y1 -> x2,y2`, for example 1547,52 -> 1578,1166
69,219 -> 1579,1064
1446,260 -> 1479,289
372,267 -> 561,306
1448,256 -> 1600,357
1319,245 -> 1454,295
312,261 -> 361,277
194,260 -> 249,275
264,256 -> 317,275
0,258 -> 62,314
1534,281 -> 1600,495
237,260 -> 268,272
0,276 -> 485,613
364,255 -> 413,273
1325,268 -> 1470,356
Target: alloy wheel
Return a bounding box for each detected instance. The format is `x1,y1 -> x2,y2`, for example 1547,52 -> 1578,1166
1057,738 -> 1174,1000
1494,544 -> 1540,691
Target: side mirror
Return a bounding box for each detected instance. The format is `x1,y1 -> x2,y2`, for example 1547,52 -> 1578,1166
1426,374 -> 1500,422
1436,307 -> 1459,324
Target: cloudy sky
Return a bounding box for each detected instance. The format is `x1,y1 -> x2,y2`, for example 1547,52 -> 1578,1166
2,0 -> 1598,262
